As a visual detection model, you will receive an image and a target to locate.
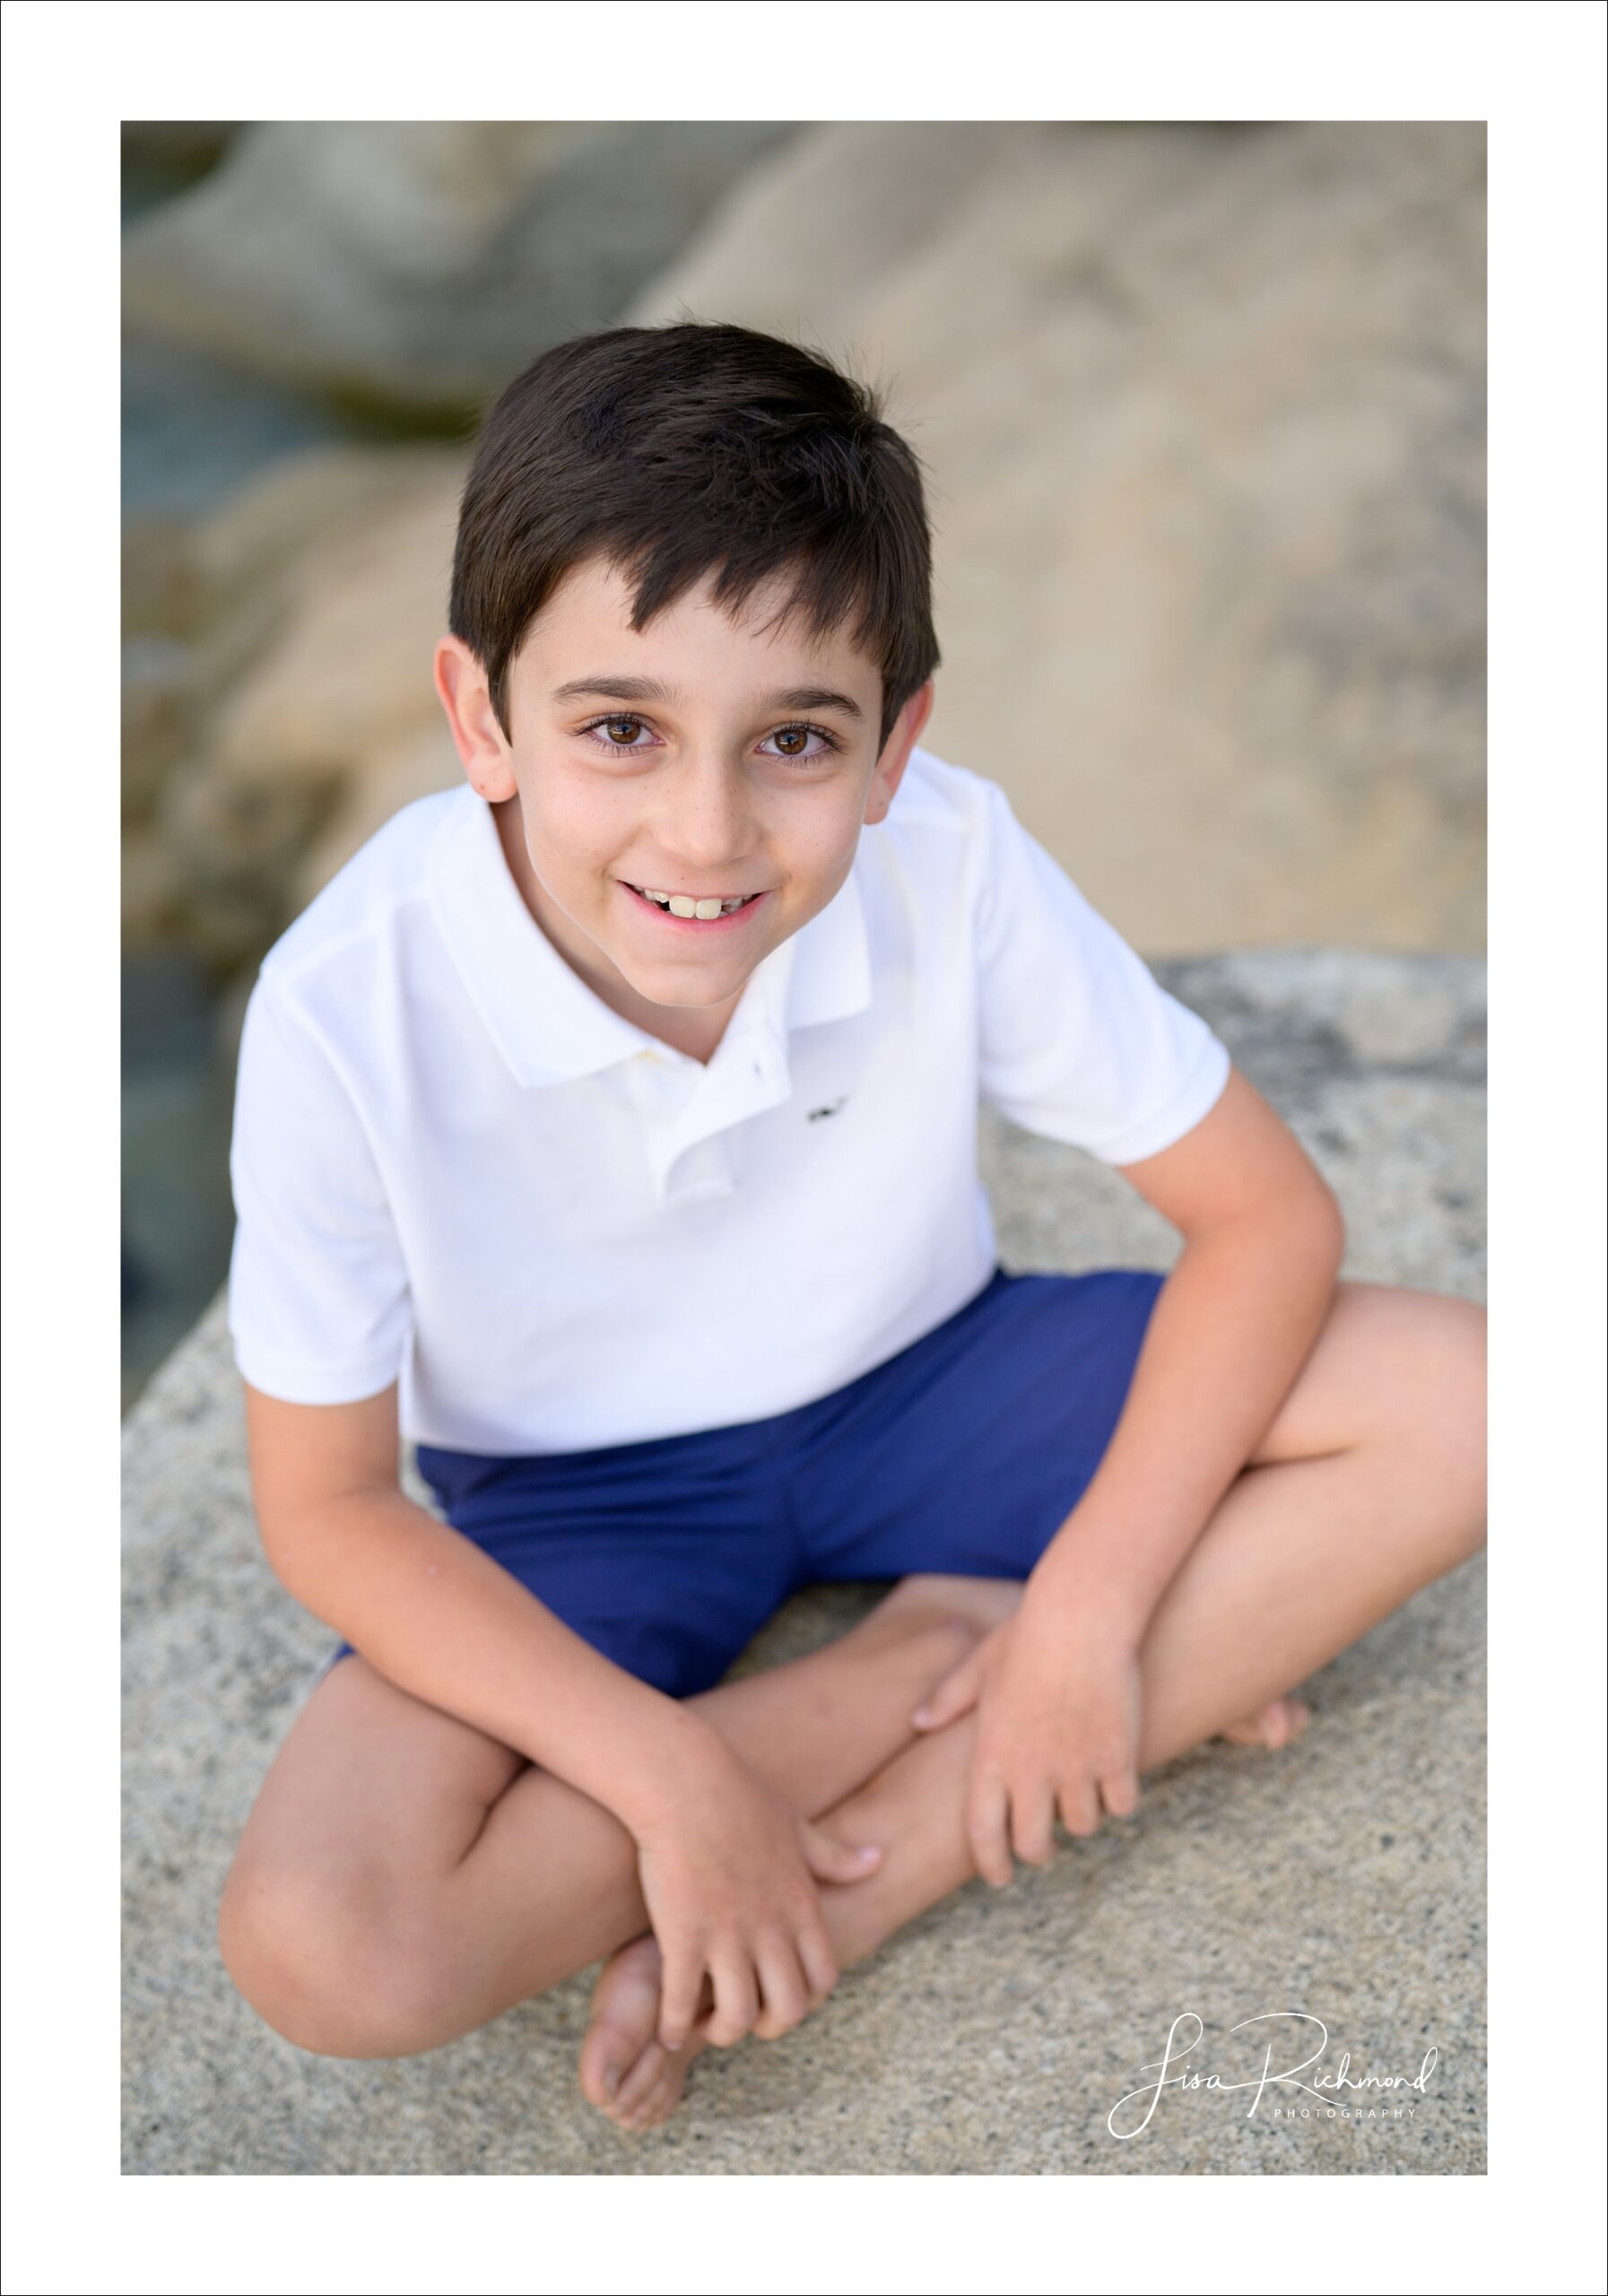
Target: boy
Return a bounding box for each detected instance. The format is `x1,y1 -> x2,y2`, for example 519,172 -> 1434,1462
217,321 -> 1486,2134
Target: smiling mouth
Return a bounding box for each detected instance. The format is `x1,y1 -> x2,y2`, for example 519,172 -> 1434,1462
621,881 -> 768,918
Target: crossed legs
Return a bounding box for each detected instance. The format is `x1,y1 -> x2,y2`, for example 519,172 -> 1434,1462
218,1574 -> 1002,2058
218,1282 -> 1486,2126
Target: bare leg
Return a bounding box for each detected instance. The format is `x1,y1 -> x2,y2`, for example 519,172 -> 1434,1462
583,1647 -> 1308,2131
795,1292 -> 1486,1958
598,1283 -> 1485,2127
222,1283 -> 1481,2112
222,1552 -> 1298,2090
219,1573 -> 988,2056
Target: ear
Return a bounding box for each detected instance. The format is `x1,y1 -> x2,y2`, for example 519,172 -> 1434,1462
863,679 -> 936,825
433,634 -> 520,803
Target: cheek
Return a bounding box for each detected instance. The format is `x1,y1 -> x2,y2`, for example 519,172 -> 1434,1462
788,810 -> 864,879
524,778 -> 617,869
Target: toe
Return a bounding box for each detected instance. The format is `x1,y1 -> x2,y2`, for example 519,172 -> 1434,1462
627,2091 -> 664,2131
626,2045 -> 694,2131
578,1933 -> 666,2112
634,2074 -> 682,2130
611,2043 -> 669,2119
1264,1695 -> 1316,1748
578,2020 -> 641,2110
1220,1698 -> 1299,1750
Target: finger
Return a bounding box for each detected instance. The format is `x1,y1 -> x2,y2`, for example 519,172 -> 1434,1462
703,1940 -> 760,2049
795,1913 -> 839,2005
1056,1779 -> 1102,1839
656,1939 -> 708,2054
1100,1768 -> 1142,1821
751,1931 -> 812,2041
911,1650 -> 978,1730
1011,1780 -> 1059,1868
799,1819 -> 883,1884
968,1768 -> 1014,1888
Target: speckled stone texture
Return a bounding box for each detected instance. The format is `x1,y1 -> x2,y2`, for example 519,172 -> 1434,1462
122,949 -> 1485,2174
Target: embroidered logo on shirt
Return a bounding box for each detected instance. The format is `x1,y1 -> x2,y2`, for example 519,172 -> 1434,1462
807,1096 -> 848,1123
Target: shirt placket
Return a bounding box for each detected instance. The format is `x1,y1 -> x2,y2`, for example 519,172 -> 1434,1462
633,1020 -> 792,1205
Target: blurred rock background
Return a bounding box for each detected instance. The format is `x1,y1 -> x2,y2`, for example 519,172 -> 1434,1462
122,119 -> 1485,1410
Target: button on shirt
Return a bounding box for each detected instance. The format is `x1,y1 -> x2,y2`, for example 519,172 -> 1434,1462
226,746 -> 1232,1452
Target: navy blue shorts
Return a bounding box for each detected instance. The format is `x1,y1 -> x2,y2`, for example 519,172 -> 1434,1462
324,1264 -> 1165,1700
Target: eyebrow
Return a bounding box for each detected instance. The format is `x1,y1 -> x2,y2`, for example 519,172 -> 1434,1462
549,674 -> 864,722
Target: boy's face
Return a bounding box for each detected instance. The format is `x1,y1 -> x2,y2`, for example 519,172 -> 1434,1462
436,555 -> 934,1056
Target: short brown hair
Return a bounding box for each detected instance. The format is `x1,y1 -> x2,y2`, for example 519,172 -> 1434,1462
448,320 -> 940,755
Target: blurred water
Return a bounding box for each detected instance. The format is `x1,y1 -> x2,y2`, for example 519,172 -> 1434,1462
122,337 -> 357,520
122,952 -> 239,1414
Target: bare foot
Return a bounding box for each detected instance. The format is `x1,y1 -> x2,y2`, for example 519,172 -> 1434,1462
577,1932 -> 715,2133
1217,1694 -> 1314,1751
577,1688 -> 1311,2130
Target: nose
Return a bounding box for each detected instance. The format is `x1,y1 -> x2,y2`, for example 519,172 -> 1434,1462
654,748 -> 760,878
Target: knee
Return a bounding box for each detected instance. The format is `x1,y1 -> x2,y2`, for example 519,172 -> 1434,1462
217,1860 -> 448,2060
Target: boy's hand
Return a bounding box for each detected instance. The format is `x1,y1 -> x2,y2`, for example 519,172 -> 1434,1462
630,1737 -> 883,2052
908,1592 -> 1143,1886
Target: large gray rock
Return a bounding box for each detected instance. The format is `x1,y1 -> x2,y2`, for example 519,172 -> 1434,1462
121,123 -> 1485,979
123,950 -> 1485,2172
122,444 -> 467,970
627,119 -> 1486,954
121,121 -> 797,412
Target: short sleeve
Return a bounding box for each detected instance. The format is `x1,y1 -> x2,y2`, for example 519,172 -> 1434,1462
226,970 -> 413,1403
972,778 -> 1231,1163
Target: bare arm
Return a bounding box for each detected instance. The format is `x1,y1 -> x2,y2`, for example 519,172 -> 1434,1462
243,1378 -> 878,2047
243,1378 -> 717,1833
1030,1065 -> 1346,1636
908,1064 -> 1347,1882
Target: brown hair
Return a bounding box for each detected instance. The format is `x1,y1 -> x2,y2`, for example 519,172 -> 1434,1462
448,320 -> 940,755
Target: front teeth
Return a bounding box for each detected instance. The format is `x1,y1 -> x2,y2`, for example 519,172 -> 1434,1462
636,887 -> 749,918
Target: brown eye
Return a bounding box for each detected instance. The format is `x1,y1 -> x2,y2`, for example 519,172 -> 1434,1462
761,722 -> 839,765
604,715 -> 641,745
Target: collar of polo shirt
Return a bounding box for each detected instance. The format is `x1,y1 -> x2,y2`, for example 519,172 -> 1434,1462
427,787 -> 872,1091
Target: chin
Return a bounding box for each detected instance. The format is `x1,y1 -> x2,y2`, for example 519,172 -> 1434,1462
630,960 -> 750,1005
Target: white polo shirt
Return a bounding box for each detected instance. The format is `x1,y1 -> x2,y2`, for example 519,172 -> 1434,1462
226,745 -> 1230,1452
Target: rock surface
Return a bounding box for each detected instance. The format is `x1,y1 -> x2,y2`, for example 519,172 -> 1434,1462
122,121 -> 797,413
123,121 -> 1484,971
123,444 -> 466,967
122,950 -> 1485,2173
626,119 -> 1485,953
